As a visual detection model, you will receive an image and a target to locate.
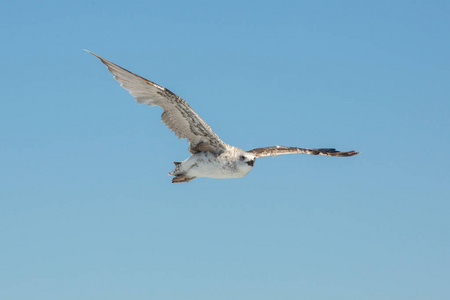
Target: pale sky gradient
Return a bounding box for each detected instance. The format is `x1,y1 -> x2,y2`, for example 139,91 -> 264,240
1,1 -> 449,299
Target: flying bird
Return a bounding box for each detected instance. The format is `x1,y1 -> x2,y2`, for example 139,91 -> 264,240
86,50 -> 359,183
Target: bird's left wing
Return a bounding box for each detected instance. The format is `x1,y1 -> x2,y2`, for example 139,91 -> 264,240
248,146 -> 359,158
86,50 -> 228,155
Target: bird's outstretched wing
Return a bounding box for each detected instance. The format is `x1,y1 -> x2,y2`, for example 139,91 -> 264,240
248,146 -> 359,158
86,50 -> 227,154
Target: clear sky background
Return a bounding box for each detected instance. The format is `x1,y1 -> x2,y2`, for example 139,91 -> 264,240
1,1 -> 449,299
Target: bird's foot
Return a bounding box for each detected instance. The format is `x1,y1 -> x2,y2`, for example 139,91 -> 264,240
172,175 -> 196,183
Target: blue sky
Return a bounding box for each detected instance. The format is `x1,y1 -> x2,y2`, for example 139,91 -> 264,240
1,0 -> 449,299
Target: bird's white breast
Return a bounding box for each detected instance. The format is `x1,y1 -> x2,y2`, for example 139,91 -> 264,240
173,152 -> 252,179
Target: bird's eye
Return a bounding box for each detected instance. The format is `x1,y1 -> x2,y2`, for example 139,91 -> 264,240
240,156 -> 246,161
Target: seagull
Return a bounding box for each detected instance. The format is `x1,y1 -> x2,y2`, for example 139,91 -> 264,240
86,50 -> 359,183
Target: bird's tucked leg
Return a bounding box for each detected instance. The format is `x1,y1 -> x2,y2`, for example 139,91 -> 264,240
172,175 -> 196,183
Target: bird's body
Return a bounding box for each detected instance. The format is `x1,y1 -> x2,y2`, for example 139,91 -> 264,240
86,50 -> 359,183
169,146 -> 256,182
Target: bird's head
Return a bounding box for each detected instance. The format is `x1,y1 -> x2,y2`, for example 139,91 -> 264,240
238,153 -> 256,168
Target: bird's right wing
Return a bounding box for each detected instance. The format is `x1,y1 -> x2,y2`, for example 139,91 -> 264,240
86,50 -> 228,154
248,146 -> 359,158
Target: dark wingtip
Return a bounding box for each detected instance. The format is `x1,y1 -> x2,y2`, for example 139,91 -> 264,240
339,150 -> 360,157
324,149 -> 360,157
